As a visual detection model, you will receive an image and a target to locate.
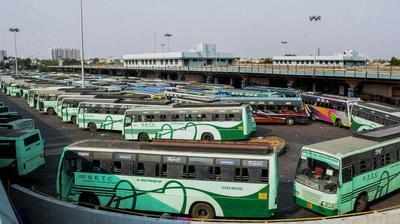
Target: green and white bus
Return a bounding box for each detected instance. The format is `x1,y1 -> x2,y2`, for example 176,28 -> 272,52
77,101 -> 170,132
60,98 -> 118,123
351,102 -> 400,132
57,140 -> 278,219
0,129 -> 45,176
294,125 -> 400,216
56,95 -> 97,117
123,104 -> 256,141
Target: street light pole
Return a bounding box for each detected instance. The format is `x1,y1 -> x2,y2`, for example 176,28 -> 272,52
309,15 -> 321,67
280,41 -> 288,56
79,0 -> 85,88
164,33 -> 173,52
9,28 -> 20,76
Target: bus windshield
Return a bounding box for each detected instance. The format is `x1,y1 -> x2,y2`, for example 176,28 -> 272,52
295,157 -> 338,194
0,140 -> 16,158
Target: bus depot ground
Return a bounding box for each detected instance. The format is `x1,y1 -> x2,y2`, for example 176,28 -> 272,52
2,93 -> 400,219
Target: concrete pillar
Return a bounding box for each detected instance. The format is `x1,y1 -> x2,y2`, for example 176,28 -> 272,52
214,77 -> 219,84
229,78 -> 234,86
287,79 -> 296,88
346,80 -> 361,97
241,77 -> 248,89
206,75 -> 213,84
312,82 -> 317,92
177,73 -> 183,81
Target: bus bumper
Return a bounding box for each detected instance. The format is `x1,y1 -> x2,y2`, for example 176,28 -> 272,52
294,196 -> 338,216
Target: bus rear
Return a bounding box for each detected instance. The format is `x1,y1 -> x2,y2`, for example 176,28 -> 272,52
294,148 -> 340,216
0,129 -> 45,175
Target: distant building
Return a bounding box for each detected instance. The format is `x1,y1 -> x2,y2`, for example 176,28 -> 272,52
123,43 -> 235,68
272,50 -> 367,67
0,50 -> 6,62
51,48 -> 80,61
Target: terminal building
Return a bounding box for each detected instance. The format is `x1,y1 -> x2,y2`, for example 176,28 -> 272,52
123,43 -> 235,68
272,50 -> 367,67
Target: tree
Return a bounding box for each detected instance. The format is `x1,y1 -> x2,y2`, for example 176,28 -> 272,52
390,57 -> 400,66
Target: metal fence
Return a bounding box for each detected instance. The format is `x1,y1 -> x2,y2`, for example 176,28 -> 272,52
9,184 -> 400,224
52,65 -> 400,80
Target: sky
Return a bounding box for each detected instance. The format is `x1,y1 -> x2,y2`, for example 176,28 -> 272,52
0,0 -> 399,59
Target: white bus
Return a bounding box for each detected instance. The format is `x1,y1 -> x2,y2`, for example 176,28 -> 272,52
302,92 -> 361,127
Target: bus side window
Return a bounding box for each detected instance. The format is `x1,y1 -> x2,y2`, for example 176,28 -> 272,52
342,166 -> 353,183
160,114 -> 167,121
171,114 -> 180,121
359,159 -> 371,174
24,133 -> 40,148
124,116 -> 133,127
136,115 -> 143,122
138,154 -> 161,177
162,156 -> 186,178
242,160 -> 268,183
215,159 -> 240,182
187,157 -> 214,180
185,114 -> 193,121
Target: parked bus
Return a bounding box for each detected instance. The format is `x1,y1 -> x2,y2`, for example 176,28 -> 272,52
0,179 -> 20,224
0,118 -> 35,130
0,108 -> 18,116
77,100 -> 170,132
351,102 -> 400,132
302,92 -> 361,127
123,104 -> 256,141
0,129 -> 45,176
56,95 -> 97,117
60,98 -> 118,123
57,139 -> 278,219
218,97 -> 309,125
294,125 -> 400,216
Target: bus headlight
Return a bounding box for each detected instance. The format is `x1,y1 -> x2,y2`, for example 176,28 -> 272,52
321,201 -> 336,209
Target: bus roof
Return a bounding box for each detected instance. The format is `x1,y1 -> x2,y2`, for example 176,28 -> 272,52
356,102 -> 400,114
355,125 -> 400,141
67,139 -> 274,156
302,92 -> 361,102
126,104 -> 245,113
304,136 -> 378,158
0,129 -> 35,138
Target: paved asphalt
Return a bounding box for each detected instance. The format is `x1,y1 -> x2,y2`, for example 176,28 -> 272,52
1,93 -> 400,219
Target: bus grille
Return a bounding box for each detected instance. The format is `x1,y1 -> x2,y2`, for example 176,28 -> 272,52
301,189 -> 321,203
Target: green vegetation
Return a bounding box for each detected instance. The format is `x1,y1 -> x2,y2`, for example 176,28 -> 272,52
390,57 -> 400,66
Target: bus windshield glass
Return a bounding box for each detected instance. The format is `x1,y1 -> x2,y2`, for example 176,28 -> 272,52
0,140 -> 16,158
295,157 -> 338,194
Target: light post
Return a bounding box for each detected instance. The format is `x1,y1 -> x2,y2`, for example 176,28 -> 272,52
79,0 -> 85,88
309,15 -> 321,67
160,43 -> 166,53
9,27 -> 20,76
280,41 -> 288,56
164,33 -> 173,52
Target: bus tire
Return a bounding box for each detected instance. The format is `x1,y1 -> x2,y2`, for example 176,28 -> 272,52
201,133 -> 214,141
286,118 -> 295,125
79,192 -> 100,207
88,123 -> 97,133
354,193 -> 368,213
71,115 -> 77,125
47,107 -> 55,115
335,119 -> 342,128
190,202 -> 215,219
138,133 -> 150,142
